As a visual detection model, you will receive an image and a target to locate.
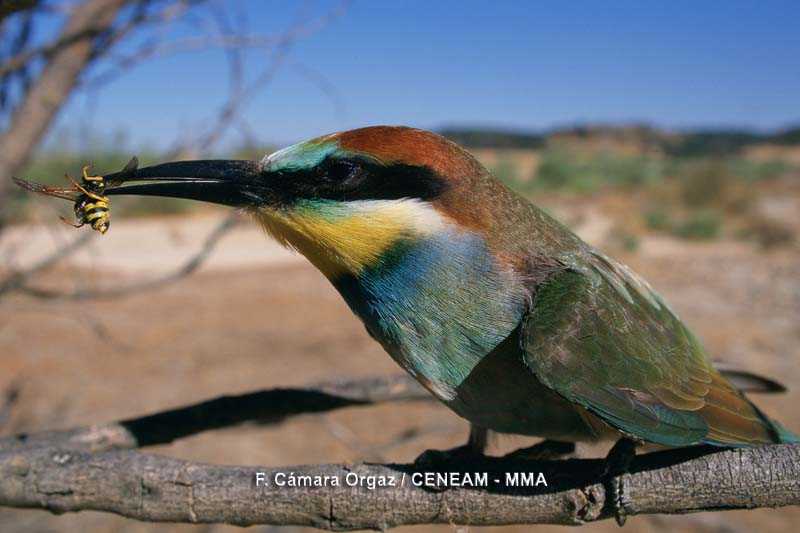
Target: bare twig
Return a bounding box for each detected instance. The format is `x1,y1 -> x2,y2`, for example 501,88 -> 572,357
0,18 -> 104,77
0,1 -> 40,22
0,1 -> 191,78
168,0 -> 352,158
12,211 -> 241,300
291,61 -> 347,120
0,374 -> 431,453
0,442 -> 797,528
0,231 -> 93,296
85,33 -> 283,86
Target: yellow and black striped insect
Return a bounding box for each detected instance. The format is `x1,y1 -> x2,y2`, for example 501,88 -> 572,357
12,157 -> 138,235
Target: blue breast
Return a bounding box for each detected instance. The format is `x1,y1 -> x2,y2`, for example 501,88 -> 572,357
333,229 -> 527,396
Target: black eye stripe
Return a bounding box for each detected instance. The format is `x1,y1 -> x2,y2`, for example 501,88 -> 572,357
264,160 -> 446,204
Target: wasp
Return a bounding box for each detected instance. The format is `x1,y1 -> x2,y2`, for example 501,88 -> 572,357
13,157 -> 138,235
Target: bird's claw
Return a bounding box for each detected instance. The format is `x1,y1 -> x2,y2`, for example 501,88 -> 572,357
611,476 -> 634,526
602,438 -> 637,526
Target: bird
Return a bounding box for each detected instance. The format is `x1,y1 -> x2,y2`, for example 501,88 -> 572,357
100,125 -> 797,455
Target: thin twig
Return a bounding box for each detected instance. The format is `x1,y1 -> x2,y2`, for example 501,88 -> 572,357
0,231 -> 93,296
14,211 -> 241,300
167,0 -> 351,158
0,1 -> 191,78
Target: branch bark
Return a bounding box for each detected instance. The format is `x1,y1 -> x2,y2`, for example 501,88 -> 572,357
0,444 -> 797,529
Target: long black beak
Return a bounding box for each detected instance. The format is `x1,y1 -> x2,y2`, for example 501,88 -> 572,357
104,159 -> 265,207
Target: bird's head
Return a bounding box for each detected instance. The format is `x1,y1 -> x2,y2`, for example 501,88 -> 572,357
107,126 -> 513,280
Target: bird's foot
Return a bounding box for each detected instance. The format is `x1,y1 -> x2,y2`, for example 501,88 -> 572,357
413,443 -> 481,470
414,424 -> 486,474
602,437 -> 637,526
504,439 -> 575,461
413,443 -> 483,492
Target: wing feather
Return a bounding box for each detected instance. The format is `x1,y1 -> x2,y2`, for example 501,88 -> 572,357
522,249 -> 777,446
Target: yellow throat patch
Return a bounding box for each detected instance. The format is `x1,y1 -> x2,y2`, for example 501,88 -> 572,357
249,199 -> 446,278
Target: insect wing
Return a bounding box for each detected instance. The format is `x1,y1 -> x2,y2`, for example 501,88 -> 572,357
121,156 -> 139,175
11,177 -> 81,202
101,156 -> 140,190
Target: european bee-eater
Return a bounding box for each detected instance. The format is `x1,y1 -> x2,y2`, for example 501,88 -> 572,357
101,126 -> 797,451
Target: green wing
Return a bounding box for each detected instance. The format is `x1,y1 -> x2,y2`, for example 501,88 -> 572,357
521,249 -> 776,446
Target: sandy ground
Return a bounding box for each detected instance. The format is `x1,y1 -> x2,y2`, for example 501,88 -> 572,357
0,210 -> 799,533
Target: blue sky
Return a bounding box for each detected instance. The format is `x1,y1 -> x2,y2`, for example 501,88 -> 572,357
50,0 -> 800,151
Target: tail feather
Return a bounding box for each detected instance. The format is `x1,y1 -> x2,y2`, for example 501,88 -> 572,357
714,362 -> 787,394
701,371 -> 789,446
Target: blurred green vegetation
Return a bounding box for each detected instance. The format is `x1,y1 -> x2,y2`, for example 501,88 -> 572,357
672,212 -> 721,240
530,148 -> 665,192
441,128 -> 544,149
485,137 -> 796,245
643,208 -> 672,232
444,124 -> 800,155
507,148 -> 789,195
490,153 -> 521,184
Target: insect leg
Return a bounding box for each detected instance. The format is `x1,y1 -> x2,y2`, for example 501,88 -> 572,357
59,215 -> 84,228
65,173 -> 106,202
82,165 -> 104,182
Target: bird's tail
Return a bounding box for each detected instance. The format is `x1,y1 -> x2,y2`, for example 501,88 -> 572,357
703,363 -> 797,445
714,362 -> 786,394
701,371 -> 797,446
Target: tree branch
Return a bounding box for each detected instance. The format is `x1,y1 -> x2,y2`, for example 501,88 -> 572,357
0,375 -> 797,527
0,444 -> 797,528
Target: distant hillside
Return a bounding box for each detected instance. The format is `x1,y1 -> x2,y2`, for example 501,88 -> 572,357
438,128 -> 544,149
768,128 -> 800,145
439,124 -> 800,156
